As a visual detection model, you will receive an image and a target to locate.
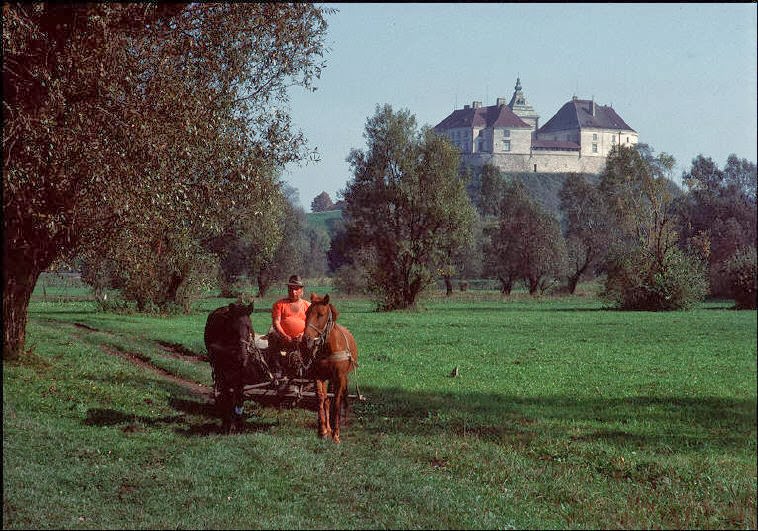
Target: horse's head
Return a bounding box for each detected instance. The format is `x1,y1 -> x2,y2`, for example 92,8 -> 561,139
302,293 -> 338,356
226,302 -> 255,369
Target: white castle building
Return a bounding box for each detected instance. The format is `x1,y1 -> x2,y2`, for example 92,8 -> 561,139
434,78 -> 639,174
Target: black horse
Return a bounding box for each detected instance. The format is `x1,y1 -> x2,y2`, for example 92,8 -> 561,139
204,302 -> 271,433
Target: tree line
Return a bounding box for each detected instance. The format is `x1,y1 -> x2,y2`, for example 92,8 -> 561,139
324,106 -> 756,313
3,5 -> 755,363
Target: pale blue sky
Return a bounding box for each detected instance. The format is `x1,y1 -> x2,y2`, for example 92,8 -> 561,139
283,3 -> 757,211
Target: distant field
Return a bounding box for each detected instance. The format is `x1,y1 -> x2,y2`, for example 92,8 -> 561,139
4,281 -> 756,529
306,209 -> 343,234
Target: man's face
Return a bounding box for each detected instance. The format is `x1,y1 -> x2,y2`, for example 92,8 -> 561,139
288,286 -> 302,300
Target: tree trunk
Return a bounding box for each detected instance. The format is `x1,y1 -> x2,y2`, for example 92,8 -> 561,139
444,276 -> 453,296
498,276 -> 513,295
256,273 -> 270,298
3,254 -> 45,361
528,277 -> 540,295
567,273 -> 580,294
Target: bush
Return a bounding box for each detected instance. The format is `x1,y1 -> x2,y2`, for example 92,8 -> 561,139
333,264 -> 370,296
724,246 -> 757,309
603,246 -> 708,311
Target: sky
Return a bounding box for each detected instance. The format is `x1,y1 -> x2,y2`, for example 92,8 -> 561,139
282,3 -> 757,211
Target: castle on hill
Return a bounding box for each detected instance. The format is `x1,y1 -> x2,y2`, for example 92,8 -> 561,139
433,78 -> 639,174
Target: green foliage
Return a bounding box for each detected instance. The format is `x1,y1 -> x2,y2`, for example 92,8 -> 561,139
600,144 -> 707,311
724,246 -> 757,309
204,179 -> 288,298
600,144 -> 675,245
252,185 -> 309,297
332,261 -> 372,296
487,181 -> 567,295
81,223 -> 219,314
472,163 -> 507,216
558,174 -> 612,293
343,105 -> 476,310
603,245 -> 708,311
306,209 -> 343,235
3,3 -> 332,360
677,154 -> 757,296
465,163 -> 592,222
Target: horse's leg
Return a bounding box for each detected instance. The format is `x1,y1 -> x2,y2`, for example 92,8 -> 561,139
214,370 -> 231,433
331,372 -> 348,444
231,385 -> 244,433
315,379 -> 332,439
219,386 -> 235,434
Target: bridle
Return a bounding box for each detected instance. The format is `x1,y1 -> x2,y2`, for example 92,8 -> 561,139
306,306 -> 335,353
303,305 -> 355,366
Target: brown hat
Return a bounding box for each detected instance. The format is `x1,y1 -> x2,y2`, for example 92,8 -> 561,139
287,274 -> 304,288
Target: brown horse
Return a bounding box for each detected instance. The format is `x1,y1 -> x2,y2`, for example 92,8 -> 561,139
301,293 -> 358,443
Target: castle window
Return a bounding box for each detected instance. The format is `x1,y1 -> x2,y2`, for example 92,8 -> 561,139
503,130 -> 510,138
503,140 -> 511,152
592,143 -> 598,153
478,140 -> 485,152
611,136 -> 616,144
592,133 -> 598,141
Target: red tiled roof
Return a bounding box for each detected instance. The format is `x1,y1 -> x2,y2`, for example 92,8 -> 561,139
434,103 -> 531,131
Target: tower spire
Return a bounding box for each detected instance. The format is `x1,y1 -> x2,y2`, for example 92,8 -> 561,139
507,77 -> 540,132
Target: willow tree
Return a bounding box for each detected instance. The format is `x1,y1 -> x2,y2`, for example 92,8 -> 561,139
3,4 -> 331,360
342,104 -> 475,310
600,144 -> 707,310
488,181 -> 567,295
558,173 -> 612,293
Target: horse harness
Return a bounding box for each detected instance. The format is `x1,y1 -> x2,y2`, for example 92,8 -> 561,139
306,307 -> 357,367
242,332 -> 273,380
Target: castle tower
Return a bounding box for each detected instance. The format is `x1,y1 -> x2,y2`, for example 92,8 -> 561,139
507,77 -> 540,133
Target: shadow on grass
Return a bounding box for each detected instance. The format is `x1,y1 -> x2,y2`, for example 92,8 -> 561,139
84,402 -> 278,437
80,359 -> 755,450
351,387 -> 757,452
82,382 -> 280,437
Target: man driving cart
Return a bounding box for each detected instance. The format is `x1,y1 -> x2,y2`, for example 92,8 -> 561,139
267,274 -> 311,379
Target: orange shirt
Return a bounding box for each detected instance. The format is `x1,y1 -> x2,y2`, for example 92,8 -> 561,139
272,298 -> 311,337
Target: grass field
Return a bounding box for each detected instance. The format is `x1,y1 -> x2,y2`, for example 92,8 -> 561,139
3,279 -> 756,529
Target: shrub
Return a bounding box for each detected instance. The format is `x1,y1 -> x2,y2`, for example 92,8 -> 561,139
603,246 -> 708,311
724,246 -> 757,309
332,264 -> 370,296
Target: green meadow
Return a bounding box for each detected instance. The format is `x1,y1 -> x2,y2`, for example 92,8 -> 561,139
3,279 -> 756,529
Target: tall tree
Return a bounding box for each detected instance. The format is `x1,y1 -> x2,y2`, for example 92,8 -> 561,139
204,179 -> 287,298
677,154 -> 757,295
600,145 -> 707,310
311,191 -> 335,212
3,4 -> 331,360
253,185 -> 307,297
558,173 -> 612,293
342,104 -> 475,310
488,181 -> 566,295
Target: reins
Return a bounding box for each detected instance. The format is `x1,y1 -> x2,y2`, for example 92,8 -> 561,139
243,332 -> 273,381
